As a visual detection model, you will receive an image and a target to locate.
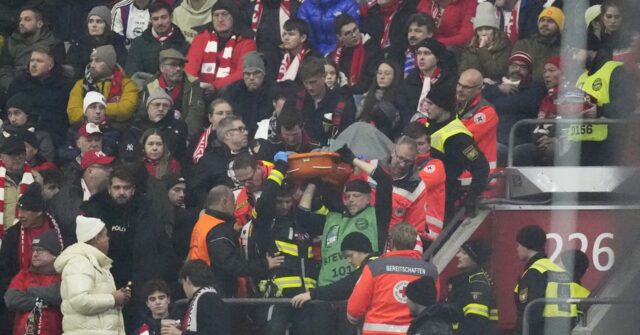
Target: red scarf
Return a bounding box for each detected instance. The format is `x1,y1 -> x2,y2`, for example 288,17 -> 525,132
379,0 -> 404,48
0,161 -> 34,238
332,43 -> 366,86
251,0 -> 291,33
430,0 -> 444,28
501,0 -> 520,43
277,47 -> 308,82
158,75 -> 183,102
107,67 -> 125,103
144,156 -> 181,177
192,126 -> 213,164
419,66 -> 442,84
199,32 -> 237,84
152,25 -> 175,42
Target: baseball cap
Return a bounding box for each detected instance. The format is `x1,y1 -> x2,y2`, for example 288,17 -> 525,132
77,122 -> 103,138
80,150 -> 115,170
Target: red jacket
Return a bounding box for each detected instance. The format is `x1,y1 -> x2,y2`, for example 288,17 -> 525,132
418,158 -> 446,241
347,249 -> 438,334
418,0 -> 477,47
233,161 -> 273,228
185,29 -> 257,90
7,270 -> 62,335
458,95 -> 498,185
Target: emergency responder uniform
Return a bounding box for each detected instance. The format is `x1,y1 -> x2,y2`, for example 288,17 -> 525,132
419,158 -> 447,241
347,249 -> 438,335
234,160 -> 274,228
457,95 -> 498,187
446,241 -> 498,335
251,159 -> 318,335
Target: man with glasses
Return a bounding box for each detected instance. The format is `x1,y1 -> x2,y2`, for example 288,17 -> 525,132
230,153 -> 274,229
221,52 -> 276,138
456,69 -> 498,185
191,116 -> 249,206
139,49 -> 205,139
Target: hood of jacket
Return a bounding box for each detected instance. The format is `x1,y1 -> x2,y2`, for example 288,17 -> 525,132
54,242 -> 113,273
179,0 -> 217,15
10,28 -> 57,45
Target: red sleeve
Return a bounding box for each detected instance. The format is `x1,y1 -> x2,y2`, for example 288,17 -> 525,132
347,265 -> 374,322
436,0 -> 477,47
464,106 -> 499,141
213,38 -> 257,90
185,31 -> 208,78
417,0 -> 432,14
8,271 -> 27,292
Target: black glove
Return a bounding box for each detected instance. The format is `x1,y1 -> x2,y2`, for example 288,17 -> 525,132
464,196 -> 479,217
335,144 -> 356,164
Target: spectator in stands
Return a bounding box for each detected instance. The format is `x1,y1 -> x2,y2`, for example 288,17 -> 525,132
269,18 -> 319,82
142,129 -> 181,179
81,167 -> 177,330
329,14 -> 382,95
512,6 -> 563,83
135,279 -> 182,335
403,38 -> 455,116
230,153 -> 273,228
120,88 -> 188,162
296,0 -> 359,56
126,1 -> 189,76
40,169 -> 63,202
4,230 -> 63,335
361,0 -> 418,63
191,98 -> 234,164
0,136 -> 37,234
66,6 -> 128,80
138,49 -> 205,140
417,0 -> 477,48
67,45 -> 139,125
0,7 -> 65,92
494,0 -> 543,43
187,185 -> 283,297
6,47 -> 72,146
406,276 -> 454,335
257,107 -> 320,161
456,69 -> 499,183
347,223 -> 438,334
54,216 -> 129,335
185,0 -> 257,96
221,52 -> 276,137
360,60 -> 410,130
251,0 -> 303,69
2,93 -> 55,162
403,13 -> 436,78
190,116 -> 249,206
323,60 -> 342,90
48,149 -> 114,244
161,174 -> 198,262
599,1 -> 633,64
60,124 -> 107,186
459,2 -> 512,84
172,260 -> 230,334
483,51 -> 545,157
403,122 -> 432,166
172,0 -> 216,43
22,131 -> 55,173
111,0 -> 152,43
284,57 -> 356,146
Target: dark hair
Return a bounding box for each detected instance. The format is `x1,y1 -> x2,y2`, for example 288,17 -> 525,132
180,260 -> 216,287
283,18 -> 309,38
141,279 -> 171,300
602,0 -> 623,17
333,13 -> 358,34
407,13 -> 436,34
40,168 -> 63,188
298,57 -> 326,81
360,60 -> 402,122
403,122 -> 430,141
109,167 -> 135,186
149,0 -> 173,15
232,152 -> 258,171
20,7 -> 44,23
277,106 -> 302,130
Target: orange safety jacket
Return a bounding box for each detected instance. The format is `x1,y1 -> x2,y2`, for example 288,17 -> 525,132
458,95 -> 498,186
234,161 -> 274,228
347,249 -> 439,334
418,158 -> 446,241
187,213 -> 225,266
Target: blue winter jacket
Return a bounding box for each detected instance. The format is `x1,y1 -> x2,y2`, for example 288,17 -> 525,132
297,0 -> 361,56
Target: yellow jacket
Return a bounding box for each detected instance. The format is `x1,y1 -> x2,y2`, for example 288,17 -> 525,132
67,75 -> 139,124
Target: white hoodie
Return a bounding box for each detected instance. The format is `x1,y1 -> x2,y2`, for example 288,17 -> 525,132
173,0 -> 217,43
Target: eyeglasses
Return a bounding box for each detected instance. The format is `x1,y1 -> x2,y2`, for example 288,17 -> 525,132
32,247 -> 50,254
150,102 -> 172,109
162,62 -> 184,68
456,82 -> 481,90
228,126 -> 248,134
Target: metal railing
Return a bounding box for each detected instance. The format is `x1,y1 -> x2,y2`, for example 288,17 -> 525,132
422,206 -> 468,261
220,298 -> 345,306
522,297 -> 640,335
507,118 -> 628,167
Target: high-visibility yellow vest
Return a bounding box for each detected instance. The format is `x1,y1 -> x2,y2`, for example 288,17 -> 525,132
576,61 -> 623,107
430,118 -> 472,154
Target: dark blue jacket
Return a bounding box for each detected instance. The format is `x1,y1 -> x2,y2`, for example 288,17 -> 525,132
296,0 -> 360,55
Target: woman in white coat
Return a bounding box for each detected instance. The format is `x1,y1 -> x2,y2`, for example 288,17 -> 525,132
54,216 -> 131,335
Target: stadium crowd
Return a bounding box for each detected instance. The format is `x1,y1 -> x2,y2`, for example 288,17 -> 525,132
0,0 -> 638,334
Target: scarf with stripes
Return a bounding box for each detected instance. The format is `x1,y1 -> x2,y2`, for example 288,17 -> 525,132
199,32 -> 237,84
0,161 -> 34,237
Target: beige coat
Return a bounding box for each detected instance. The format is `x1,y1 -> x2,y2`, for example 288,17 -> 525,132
54,242 -> 125,335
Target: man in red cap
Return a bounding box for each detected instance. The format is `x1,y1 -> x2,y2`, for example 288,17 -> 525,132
60,122 -> 105,186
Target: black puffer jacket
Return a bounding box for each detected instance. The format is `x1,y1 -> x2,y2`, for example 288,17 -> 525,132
406,304 -> 457,335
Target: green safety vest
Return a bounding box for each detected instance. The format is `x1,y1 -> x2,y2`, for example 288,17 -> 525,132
318,207 -> 378,286
430,118 -> 473,154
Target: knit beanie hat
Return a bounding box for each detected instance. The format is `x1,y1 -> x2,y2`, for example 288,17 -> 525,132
18,183 -> 45,212
162,173 -> 186,191
32,230 -> 62,256
545,55 -> 561,69
211,0 -> 239,21
509,51 -> 533,71
340,232 -> 373,253
243,52 -> 266,74
516,225 -> 547,252
146,87 -> 174,107
344,179 -> 371,194
461,239 -> 492,265
416,38 -> 446,60
83,91 -> 107,115
0,134 -> 26,155
5,92 -> 32,114
405,276 -> 437,306
538,6 -> 565,30
91,45 -> 117,70
473,2 -> 499,30
76,215 -> 106,243
87,6 -> 112,28
426,84 -> 456,112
